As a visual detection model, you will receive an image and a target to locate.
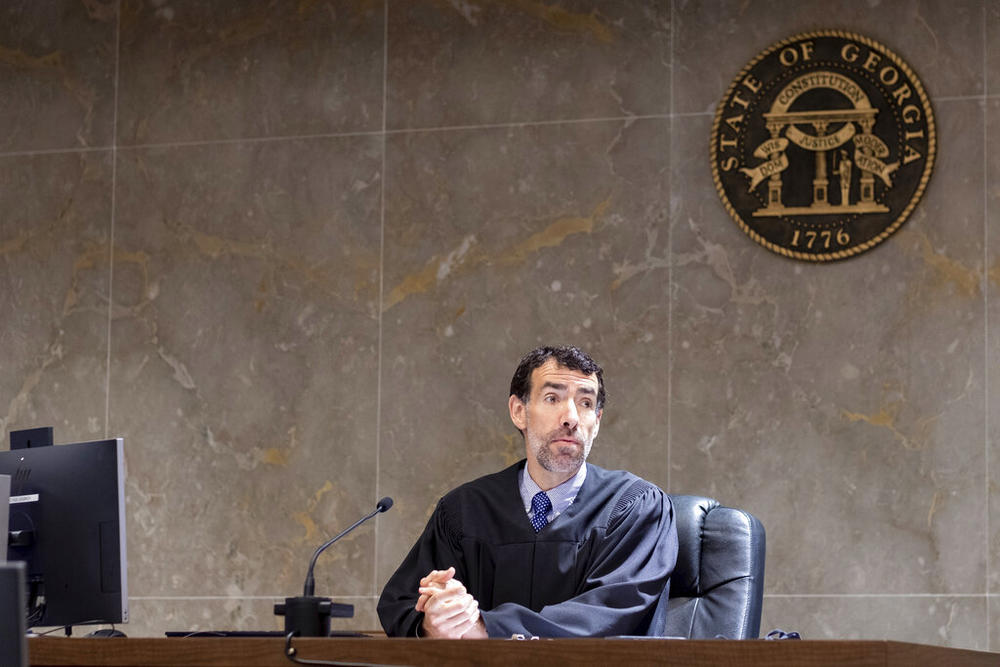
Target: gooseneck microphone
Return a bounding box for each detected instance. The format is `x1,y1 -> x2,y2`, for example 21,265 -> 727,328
303,496 -> 392,597
275,497 -> 393,637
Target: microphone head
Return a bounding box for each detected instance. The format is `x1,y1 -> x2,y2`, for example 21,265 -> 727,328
377,496 -> 394,513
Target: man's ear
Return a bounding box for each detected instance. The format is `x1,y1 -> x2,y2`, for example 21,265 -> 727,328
509,394 -> 527,431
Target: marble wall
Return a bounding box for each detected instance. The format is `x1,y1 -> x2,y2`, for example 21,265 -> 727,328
0,0 -> 996,650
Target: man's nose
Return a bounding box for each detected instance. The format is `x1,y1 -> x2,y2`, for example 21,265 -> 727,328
561,401 -> 579,429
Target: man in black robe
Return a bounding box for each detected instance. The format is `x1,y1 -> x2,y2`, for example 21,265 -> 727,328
377,345 -> 677,638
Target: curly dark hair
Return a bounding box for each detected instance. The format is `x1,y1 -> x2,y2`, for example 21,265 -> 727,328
509,345 -> 606,410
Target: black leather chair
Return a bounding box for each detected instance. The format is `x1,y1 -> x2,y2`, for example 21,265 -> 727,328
647,495 -> 766,639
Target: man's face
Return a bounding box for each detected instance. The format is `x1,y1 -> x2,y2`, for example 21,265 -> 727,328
509,359 -> 602,482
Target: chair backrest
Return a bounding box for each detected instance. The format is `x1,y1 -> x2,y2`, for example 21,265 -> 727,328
0,561 -> 28,667
648,495 -> 766,639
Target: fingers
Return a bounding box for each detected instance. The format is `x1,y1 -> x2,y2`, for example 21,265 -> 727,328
426,592 -> 475,620
417,579 -> 467,613
414,567 -> 463,613
418,579 -> 466,598
419,567 -> 455,588
412,567 -> 485,639
420,592 -> 480,638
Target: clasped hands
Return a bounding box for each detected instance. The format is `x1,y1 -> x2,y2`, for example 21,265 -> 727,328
416,566 -> 487,639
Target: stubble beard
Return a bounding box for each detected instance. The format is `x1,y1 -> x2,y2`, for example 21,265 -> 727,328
528,426 -> 593,474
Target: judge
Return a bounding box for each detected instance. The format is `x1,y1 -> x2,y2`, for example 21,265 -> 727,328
377,345 -> 677,638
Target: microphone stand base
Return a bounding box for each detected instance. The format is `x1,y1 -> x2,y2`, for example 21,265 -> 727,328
274,596 -> 354,637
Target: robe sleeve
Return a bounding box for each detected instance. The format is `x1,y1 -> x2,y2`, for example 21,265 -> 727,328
480,486 -> 677,638
376,499 -> 465,637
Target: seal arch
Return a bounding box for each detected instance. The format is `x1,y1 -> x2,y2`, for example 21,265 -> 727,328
749,69 -> 892,214
771,71 -> 872,113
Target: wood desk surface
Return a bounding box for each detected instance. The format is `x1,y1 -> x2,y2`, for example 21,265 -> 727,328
27,636 -> 999,667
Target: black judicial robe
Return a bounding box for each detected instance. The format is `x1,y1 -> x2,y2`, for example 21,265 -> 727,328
377,460 -> 678,638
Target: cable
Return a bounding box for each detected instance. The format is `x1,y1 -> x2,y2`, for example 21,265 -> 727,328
282,632 -> 410,667
30,619 -> 119,636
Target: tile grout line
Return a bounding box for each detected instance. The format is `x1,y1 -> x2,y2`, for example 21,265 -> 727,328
665,0 -> 675,494
0,115 -> 679,160
936,93 -> 996,102
2,102 -> 998,163
116,130 -> 383,150
0,145 -> 111,158
384,114 -> 673,135
104,0 -> 122,439
373,0 -> 388,603
13,97 -> 1000,161
983,0 -> 991,650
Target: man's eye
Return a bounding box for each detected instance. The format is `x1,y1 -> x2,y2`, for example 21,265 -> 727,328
580,400 -> 593,409
544,395 -> 556,403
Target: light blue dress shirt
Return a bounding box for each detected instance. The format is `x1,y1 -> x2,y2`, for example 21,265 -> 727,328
518,462 -> 587,527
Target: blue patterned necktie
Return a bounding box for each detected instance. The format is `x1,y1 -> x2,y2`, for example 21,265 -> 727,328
530,491 -> 552,532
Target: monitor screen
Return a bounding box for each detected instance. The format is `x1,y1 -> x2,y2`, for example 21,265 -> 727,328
0,438 -> 128,629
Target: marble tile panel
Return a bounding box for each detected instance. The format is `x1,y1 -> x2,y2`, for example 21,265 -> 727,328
0,150 -> 112,442
760,595 -> 987,650
117,1 -> 383,145
0,1 -> 116,152
670,100 -> 986,596
988,2 -> 1000,97
114,595 -> 379,637
673,0 -> 984,115
386,1 -> 670,129
108,136 -> 382,602
988,98 -> 1000,594
376,118 -> 671,590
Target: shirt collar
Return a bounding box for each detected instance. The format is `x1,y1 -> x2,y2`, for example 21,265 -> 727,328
519,461 -> 588,520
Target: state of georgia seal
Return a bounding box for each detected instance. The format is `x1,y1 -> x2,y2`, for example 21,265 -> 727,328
711,31 -> 936,261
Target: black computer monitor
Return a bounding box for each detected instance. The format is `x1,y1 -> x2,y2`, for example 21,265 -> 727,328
0,438 -> 128,629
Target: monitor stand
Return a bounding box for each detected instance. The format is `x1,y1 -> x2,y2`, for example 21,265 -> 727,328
9,427 -> 53,450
